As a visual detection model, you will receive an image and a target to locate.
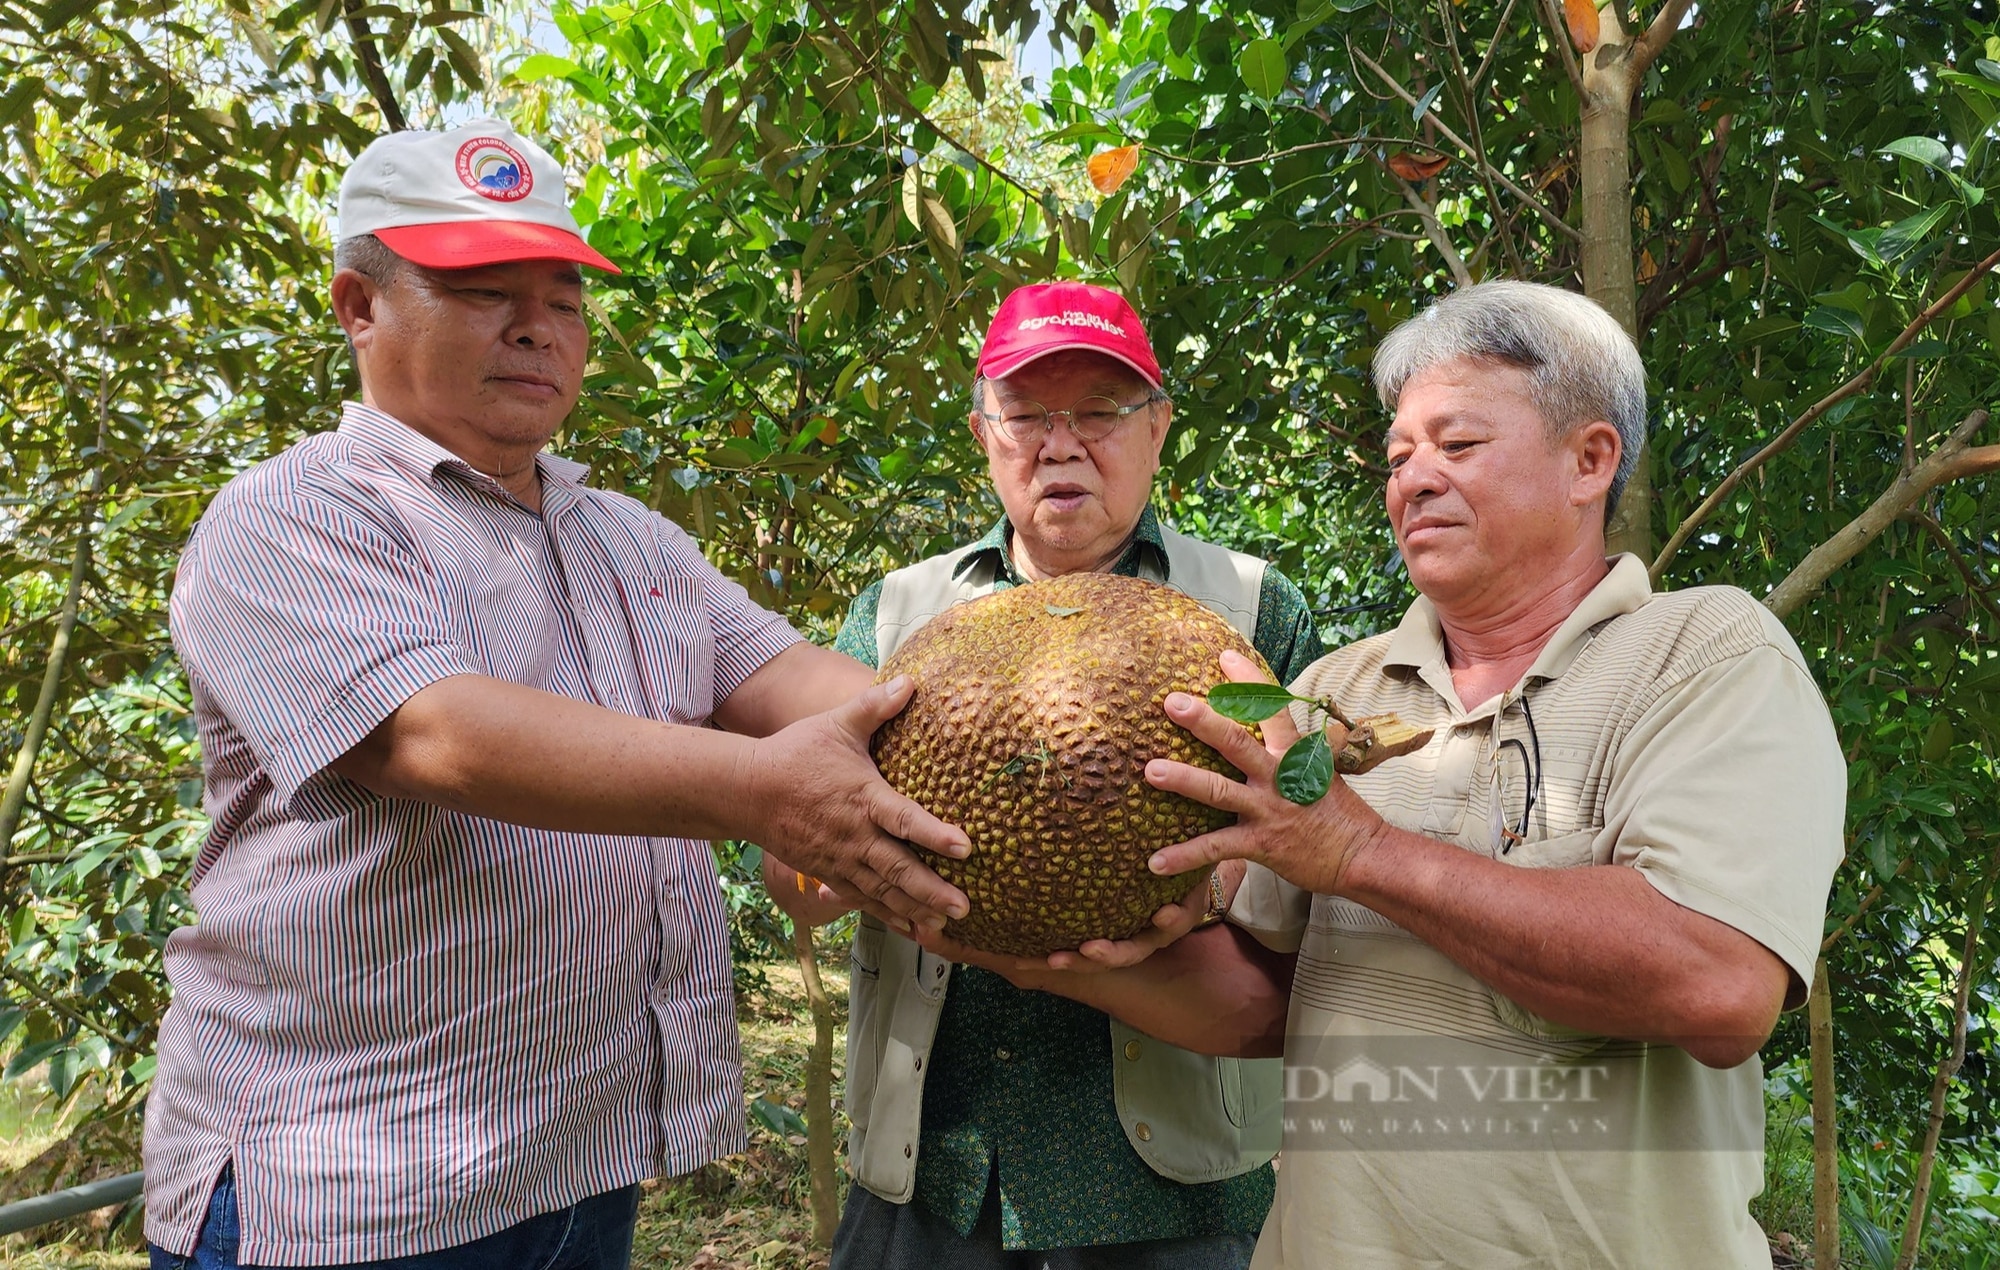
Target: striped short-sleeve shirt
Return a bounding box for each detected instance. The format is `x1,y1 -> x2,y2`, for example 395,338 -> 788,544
145,403 -> 801,1265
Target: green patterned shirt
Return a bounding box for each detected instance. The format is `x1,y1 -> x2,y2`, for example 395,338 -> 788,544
835,507 -> 1324,1249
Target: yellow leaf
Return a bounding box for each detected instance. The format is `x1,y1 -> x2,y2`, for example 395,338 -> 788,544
1087,145 -> 1140,196
900,164 -> 923,233
922,195 -> 958,250
1564,0 -> 1599,53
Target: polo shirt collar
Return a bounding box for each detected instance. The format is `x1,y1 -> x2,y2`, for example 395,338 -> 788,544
950,505 -> 1170,584
338,402 -> 591,505
1383,552 -> 1652,702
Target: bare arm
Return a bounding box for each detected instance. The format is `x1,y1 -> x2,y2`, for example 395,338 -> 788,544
1146,659 -> 1789,1069
330,666 -> 970,931
712,641 -> 873,735
915,921 -> 1297,1058
1336,832 -> 1785,1068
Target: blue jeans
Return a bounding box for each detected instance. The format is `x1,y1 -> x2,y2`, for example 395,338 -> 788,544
148,1166 -> 641,1270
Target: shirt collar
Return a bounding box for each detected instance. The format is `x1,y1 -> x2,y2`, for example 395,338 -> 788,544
951,505 -> 1170,584
1383,552 -> 1652,689
337,402 -> 591,502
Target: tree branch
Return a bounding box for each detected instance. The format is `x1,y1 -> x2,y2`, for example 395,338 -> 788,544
0,966 -> 138,1053
1629,0 -> 1697,83
1653,246 -> 2000,579
341,0 -> 407,132
1894,838 -> 2000,1270
1529,0 -> 1585,98
1470,0 -> 1525,93
1903,509 -> 2000,628
806,0 -> 1038,204
1765,410 -> 1993,621
1350,43 -> 1581,242
1823,861 -> 1908,955
1391,169 -> 1473,286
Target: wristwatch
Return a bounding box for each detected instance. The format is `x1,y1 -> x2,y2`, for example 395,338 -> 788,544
1196,870 -> 1229,926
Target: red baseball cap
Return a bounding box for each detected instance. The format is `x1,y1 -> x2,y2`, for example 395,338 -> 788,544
976,282 -> 1163,389
337,119 -> 619,274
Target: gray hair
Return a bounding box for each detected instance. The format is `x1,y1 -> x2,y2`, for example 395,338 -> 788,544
333,233 -> 410,285
1372,280 -> 1646,516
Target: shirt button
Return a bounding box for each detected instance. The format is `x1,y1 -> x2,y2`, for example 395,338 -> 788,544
995,1048 -> 1012,1061
904,1144 -> 913,1158
913,1056 -> 923,1071
1123,1040 -> 1142,1061
1135,1122 -> 1153,1142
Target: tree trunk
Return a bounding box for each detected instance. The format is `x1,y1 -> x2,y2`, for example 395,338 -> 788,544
0,522 -> 92,866
1577,32 -> 1650,561
791,922 -> 841,1244
1809,958 -> 1840,1270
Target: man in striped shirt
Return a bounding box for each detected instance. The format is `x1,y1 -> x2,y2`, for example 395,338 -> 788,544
145,120 -> 970,1269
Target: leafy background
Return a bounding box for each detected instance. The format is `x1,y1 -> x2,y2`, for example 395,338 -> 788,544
3,0 -> 1999,1263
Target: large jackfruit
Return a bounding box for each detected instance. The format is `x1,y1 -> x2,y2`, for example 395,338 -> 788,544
871,573 -> 1262,957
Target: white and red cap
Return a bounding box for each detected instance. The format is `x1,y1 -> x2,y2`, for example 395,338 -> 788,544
337,119 -> 619,273
976,282 -> 1162,389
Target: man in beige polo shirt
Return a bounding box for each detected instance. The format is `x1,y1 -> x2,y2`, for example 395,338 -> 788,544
952,280 -> 1845,1267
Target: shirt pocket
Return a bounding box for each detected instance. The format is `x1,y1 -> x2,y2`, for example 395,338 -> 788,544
615,574 -> 716,725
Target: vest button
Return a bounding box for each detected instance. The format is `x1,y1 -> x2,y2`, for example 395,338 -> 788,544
1123,1040 -> 1142,1061
995,1048 -> 1012,1061
1135,1122 -> 1153,1142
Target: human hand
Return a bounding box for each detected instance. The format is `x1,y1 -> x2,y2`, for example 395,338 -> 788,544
745,675 -> 970,934
1142,654 -> 1388,897
907,924 -> 1067,991
760,851 -> 857,929
1045,860 -> 1242,972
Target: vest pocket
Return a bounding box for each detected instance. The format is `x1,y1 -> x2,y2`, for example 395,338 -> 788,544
1219,1056 -> 1245,1127
844,918 -> 884,1131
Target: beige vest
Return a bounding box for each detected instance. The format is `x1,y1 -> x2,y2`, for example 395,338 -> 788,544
845,524 -> 1284,1203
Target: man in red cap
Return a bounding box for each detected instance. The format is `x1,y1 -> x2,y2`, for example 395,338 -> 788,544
145,119 -> 971,1270
767,281 -> 1323,1268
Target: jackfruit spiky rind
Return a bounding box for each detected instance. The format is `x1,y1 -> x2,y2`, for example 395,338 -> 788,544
872,573 -> 1268,957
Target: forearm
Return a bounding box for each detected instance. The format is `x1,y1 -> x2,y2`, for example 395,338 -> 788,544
333,673 -> 769,842
1012,924 -> 1294,1058
1339,830 -> 1786,1066
716,642 -> 874,735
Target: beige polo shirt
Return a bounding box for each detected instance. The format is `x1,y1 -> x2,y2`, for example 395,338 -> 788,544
1234,554 -> 1845,1270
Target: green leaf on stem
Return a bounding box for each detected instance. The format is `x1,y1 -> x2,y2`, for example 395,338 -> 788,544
1239,38 -> 1286,99
1276,731 -> 1333,804
1206,681 -> 1300,722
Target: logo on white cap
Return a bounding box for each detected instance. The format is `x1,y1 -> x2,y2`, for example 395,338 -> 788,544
454,137 -> 534,203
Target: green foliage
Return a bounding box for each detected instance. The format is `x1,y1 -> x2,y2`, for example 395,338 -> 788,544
4,0 -> 2000,1256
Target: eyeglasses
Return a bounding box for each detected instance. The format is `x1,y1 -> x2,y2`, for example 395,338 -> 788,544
1490,694 -> 1543,855
976,394 -> 1157,443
